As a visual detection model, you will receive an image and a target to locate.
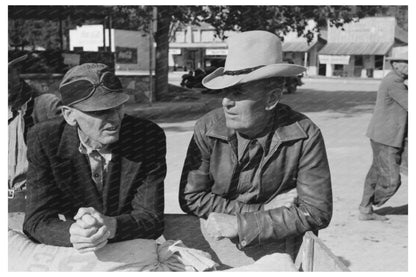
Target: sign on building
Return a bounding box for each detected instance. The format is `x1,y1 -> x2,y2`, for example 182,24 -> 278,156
206,49 -> 228,56
319,55 -> 351,65
116,47 -> 138,64
169,49 -> 181,55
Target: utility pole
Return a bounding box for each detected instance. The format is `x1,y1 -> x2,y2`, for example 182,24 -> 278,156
148,7 -> 157,106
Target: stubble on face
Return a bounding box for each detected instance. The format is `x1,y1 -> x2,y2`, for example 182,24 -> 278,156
222,80 -> 275,138
74,107 -> 124,149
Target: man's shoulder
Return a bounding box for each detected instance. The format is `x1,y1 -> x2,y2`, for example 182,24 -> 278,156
121,115 -> 164,135
382,71 -> 403,85
277,104 -> 321,136
27,117 -> 67,149
29,117 -> 65,135
195,108 -> 225,129
119,115 -> 165,151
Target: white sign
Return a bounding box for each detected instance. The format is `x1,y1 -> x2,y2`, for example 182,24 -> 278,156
319,55 -> 350,65
206,49 -> 228,56
169,49 -> 181,55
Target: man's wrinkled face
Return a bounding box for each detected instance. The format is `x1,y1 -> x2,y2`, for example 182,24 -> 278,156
221,79 -> 282,135
70,105 -> 125,147
392,61 -> 408,76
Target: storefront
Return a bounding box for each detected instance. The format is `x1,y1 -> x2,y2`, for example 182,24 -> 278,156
282,31 -> 327,76
168,42 -> 227,71
318,17 -> 407,78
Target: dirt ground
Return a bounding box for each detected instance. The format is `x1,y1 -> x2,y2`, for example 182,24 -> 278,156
8,77 -> 408,271
159,77 -> 408,271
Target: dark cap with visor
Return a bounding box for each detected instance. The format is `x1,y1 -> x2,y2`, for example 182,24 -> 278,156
59,63 -> 129,112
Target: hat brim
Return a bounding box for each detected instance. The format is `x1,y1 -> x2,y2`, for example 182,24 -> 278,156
72,87 -> 130,112
202,64 -> 306,90
385,57 -> 408,61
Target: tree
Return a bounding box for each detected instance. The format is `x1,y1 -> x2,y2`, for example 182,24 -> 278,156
151,5 -> 391,99
9,5 -> 407,100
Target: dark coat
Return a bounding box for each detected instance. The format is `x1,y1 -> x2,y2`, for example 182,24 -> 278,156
366,71 -> 408,148
23,115 -> 166,247
179,104 -> 332,248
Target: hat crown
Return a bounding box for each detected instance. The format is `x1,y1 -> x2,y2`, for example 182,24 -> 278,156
60,63 -> 109,86
224,31 -> 283,71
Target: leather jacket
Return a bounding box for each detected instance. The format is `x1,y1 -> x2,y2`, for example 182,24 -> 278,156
179,104 -> 332,248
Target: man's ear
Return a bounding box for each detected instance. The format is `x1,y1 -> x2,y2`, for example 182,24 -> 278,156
265,89 -> 282,111
61,106 -> 77,126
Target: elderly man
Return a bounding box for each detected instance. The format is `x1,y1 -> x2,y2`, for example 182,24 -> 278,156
8,54 -> 62,212
359,51 -> 408,221
179,31 -> 332,252
23,63 -> 166,253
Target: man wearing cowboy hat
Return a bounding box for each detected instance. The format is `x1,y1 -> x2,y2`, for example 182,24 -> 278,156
8,54 -> 62,212
359,50 -> 408,221
179,31 -> 332,253
23,63 -> 167,252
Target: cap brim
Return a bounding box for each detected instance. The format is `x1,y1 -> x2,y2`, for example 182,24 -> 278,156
72,87 -> 130,112
202,64 -> 306,90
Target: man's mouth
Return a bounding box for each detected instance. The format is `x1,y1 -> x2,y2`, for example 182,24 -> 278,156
224,110 -> 238,117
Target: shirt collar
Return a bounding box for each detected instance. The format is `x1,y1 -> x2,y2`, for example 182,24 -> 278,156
236,117 -> 274,160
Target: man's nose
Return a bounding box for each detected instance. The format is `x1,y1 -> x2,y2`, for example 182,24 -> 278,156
107,107 -> 124,122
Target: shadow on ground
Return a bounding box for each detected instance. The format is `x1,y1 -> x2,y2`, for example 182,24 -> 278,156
337,256 -> 351,268
281,89 -> 376,115
375,204 -> 408,215
126,87 -> 377,127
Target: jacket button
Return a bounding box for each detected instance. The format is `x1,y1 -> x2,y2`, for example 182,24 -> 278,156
94,173 -> 100,178
241,240 -> 247,247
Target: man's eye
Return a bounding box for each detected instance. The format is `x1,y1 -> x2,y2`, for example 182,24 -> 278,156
85,110 -> 106,116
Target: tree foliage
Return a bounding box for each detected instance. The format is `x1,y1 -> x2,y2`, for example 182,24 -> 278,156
8,5 -> 408,100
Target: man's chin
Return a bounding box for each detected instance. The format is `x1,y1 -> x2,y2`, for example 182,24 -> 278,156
101,134 -> 119,145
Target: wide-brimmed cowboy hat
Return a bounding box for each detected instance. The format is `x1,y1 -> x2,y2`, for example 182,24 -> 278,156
202,30 -> 306,90
385,49 -> 408,61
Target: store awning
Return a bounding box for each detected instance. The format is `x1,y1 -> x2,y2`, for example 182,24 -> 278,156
282,40 -> 317,52
319,42 -> 393,55
319,42 -> 394,55
169,42 -> 227,49
319,55 -> 350,65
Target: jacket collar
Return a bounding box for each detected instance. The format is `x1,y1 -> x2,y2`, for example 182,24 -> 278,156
57,123 -> 80,159
206,104 -> 307,143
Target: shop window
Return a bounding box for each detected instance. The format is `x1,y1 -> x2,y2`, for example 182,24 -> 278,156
333,64 -> 344,77
375,55 -> 384,70
355,56 -> 363,66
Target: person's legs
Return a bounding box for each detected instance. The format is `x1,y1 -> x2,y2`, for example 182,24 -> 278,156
359,140 -> 388,221
373,143 -> 402,207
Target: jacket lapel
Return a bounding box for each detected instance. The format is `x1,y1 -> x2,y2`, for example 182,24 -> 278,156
101,121 -> 142,214
56,124 -> 103,210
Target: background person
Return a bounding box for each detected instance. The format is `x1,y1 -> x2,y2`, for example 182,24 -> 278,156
358,51 -> 408,221
8,54 -> 62,212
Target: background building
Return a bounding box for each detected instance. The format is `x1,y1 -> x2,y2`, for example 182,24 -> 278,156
318,17 -> 407,78
169,23 -> 228,71
282,29 -> 327,76
70,25 -> 153,73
